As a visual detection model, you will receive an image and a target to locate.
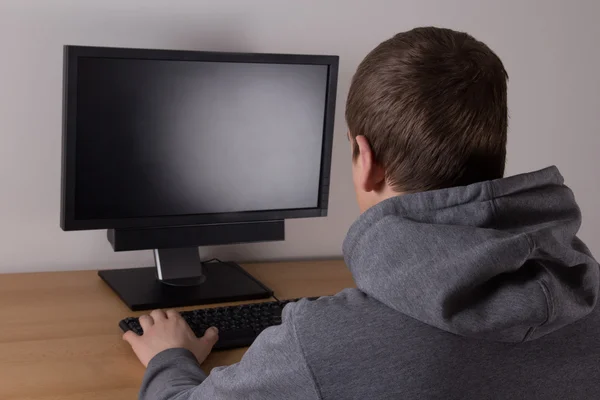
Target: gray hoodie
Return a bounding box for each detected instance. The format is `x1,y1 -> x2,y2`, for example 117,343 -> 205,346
139,166 -> 600,400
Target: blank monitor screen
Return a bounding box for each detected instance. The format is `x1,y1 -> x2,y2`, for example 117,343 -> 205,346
74,57 -> 329,220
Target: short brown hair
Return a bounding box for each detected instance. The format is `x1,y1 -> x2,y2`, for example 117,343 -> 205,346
346,27 -> 508,192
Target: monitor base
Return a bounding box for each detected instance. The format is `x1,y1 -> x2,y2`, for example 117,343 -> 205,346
98,261 -> 274,311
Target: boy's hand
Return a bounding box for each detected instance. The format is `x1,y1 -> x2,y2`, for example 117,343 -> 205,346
122,309 -> 219,367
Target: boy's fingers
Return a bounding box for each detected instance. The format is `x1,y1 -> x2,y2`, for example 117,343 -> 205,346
150,309 -> 167,321
122,330 -> 139,344
139,315 -> 154,330
166,309 -> 180,319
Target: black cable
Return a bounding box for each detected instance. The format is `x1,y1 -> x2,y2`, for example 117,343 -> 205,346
160,280 -> 201,287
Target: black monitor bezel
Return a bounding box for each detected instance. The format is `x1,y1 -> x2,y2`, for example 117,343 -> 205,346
61,45 -> 338,231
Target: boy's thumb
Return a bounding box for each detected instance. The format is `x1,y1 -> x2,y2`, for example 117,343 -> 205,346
201,327 -> 219,345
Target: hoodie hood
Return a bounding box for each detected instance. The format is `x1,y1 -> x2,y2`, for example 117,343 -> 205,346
343,166 -> 599,343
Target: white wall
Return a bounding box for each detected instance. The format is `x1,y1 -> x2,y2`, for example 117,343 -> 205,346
0,0 -> 598,273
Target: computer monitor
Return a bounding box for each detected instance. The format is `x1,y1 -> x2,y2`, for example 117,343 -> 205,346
61,45 -> 338,310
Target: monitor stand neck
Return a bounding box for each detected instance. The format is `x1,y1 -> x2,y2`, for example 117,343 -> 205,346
154,248 -> 208,287
98,247 -> 274,311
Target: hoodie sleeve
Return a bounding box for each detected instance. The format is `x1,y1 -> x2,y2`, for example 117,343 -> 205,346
138,303 -> 321,400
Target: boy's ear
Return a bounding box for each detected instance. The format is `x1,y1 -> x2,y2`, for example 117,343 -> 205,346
355,135 -> 386,192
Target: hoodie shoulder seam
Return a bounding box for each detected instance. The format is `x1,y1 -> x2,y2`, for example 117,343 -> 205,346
538,278 -> 555,324
523,279 -> 554,341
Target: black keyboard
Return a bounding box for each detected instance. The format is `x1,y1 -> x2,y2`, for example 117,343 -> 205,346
119,298 -> 316,350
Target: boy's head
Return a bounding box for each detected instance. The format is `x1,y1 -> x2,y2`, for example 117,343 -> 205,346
346,27 -> 508,212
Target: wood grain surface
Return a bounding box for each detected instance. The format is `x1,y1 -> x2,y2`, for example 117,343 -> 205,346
0,260 -> 353,400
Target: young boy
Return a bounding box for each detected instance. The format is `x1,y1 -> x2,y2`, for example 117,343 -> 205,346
123,27 -> 600,399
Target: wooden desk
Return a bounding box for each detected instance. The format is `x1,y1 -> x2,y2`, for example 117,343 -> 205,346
0,260 -> 353,400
